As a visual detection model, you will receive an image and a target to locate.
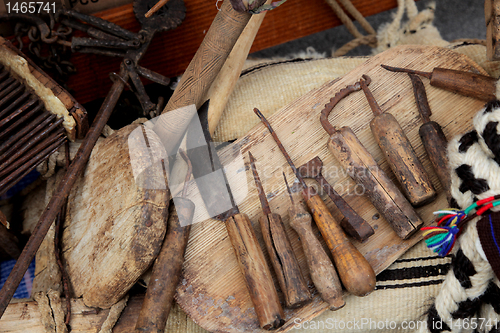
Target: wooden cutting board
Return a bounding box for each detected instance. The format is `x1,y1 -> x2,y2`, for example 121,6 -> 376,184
175,45 -> 488,332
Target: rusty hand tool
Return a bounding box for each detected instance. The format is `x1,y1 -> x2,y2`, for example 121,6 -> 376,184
186,102 -> 284,330
381,64 -> 497,102
320,78 -> 423,240
0,2 -> 183,318
298,156 -> 374,242
58,0 -> 185,117
408,73 -> 451,202
135,151 -> 194,333
248,152 -> 312,309
283,173 -> 345,310
254,108 -> 375,297
359,74 -> 437,207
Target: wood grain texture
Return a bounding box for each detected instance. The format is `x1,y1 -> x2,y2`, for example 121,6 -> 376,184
287,202 -> 344,311
370,113 -> 437,207
63,0 -> 401,105
305,193 -> 376,297
419,121 -> 451,201
174,46 -> 489,333
327,126 -> 423,239
162,0 -> 251,112
430,68 -> 497,101
258,213 -> 311,308
225,213 -> 284,330
486,0 -> 500,60
62,124 -> 169,309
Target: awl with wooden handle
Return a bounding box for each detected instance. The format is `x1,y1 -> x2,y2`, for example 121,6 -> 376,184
249,152 -> 312,309
320,79 -> 424,240
283,173 -> 345,310
135,153 -> 193,333
381,64 -> 497,102
298,156 -> 374,242
408,73 -> 451,202
254,108 -> 376,297
360,74 -> 436,207
187,102 -> 284,330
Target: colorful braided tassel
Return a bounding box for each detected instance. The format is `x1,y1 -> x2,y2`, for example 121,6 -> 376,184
422,196 -> 500,256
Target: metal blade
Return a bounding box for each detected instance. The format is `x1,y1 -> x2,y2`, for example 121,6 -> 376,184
408,73 -> 432,123
248,152 -> 271,215
185,100 -> 239,221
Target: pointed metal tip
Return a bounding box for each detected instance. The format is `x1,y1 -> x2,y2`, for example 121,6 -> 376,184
283,172 -> 294,204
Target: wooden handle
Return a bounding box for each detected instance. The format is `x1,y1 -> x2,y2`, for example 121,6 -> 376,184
135,198 -> 194,333
288,205 -> 344,310
163,0 -> 251,113
302,191 -> 375,297
205,3 -> 270,135
430,68 -> 497,101
259,213 -> 311,308
327,126 -> 423,239
419,121 -> 451,202
317,174 -> 374,242
225,213 -> 284,330
370,113 -> 436,207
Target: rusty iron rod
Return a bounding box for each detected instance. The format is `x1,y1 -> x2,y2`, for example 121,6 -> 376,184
253,108 -> 308,189
0,111 -> 53,156
0,125 -> 65,177
0,97 -> 40,140
380,64 -> 433,79
0,91 -> 31,121
0,136 -> 66,197
0,133 -> 65,191
0,83 -> 23,109
0,68 -> 126,316
248,152 -> 271,215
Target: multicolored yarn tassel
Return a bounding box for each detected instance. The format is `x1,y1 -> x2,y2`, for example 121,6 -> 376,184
422,196 -> 500,256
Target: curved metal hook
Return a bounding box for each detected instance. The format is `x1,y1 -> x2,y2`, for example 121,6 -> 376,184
320,75 -> 371,136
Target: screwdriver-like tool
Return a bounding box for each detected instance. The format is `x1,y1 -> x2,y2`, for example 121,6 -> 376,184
254,108 -> 376,297
135,151 -> 194,332
248,152 -> 311,308
408,73 -> 451,202
320,78 -> 424,240
360,75 -> 436,207
381,64 -> 497,101
283,173 -> 345,310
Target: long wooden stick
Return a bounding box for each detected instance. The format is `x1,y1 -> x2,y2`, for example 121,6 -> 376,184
163,0 -> 251,113
204,1 -> 270,134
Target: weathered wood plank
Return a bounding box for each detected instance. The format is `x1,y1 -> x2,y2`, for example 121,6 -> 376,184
175,45 -> 489,332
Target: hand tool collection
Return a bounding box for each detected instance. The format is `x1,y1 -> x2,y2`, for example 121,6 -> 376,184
0,0 -> 184,318
360,74 -> 436,207
320,76 -> 424,240
1,0 -> 490,328
407,73 -> 451,202
254,107 -> 377,297
249,152 -> 312,309
283,172 -> 345,310
298,156 -> 374,242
